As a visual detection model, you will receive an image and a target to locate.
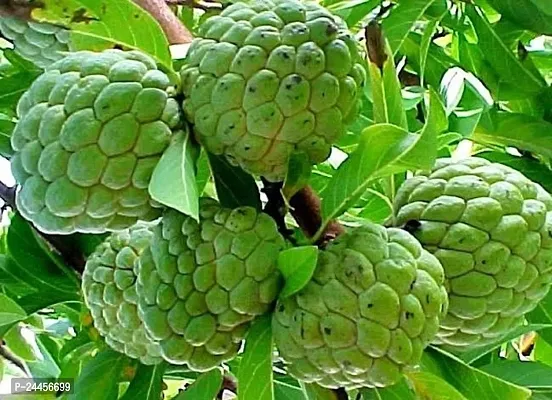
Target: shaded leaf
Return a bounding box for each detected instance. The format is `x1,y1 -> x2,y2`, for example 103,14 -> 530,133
360,377 -> 417,399
121,363 -> 167,400
486,0 -> 552,35
208,153 -> 261,210
175,368 -> 222,400
0,293 -> 26,327
70,349 -> 126,400
149,131 -> 200,220
274,380 -> 305,400
300,382 -> 337,400
278,246 -> 318,299
406,371 -> 467,399
238,314 -> 273,400
0,71 -> 40,111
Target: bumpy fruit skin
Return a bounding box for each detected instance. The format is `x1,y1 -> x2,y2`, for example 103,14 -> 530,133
11,49 -> 181,234
82,224 -> 163,365
137,198 -> 284,371
181,0 -> 366,181
272,224 -> 448,389
394,157 -> 552,350
0,17 -> 71,68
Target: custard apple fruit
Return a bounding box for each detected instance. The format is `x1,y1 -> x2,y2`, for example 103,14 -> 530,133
11,49 -> 181,234
82,223 -> 163,365
0,17 -> 71,68
137,198 -> 284,371
181,0 -> 366,181
394,157 -> 552,350
273,224 -> 448,389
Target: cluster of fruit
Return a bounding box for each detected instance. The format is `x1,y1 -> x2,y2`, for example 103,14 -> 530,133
4,0 -> 552,390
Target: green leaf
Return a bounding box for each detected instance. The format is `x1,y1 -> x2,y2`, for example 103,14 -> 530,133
121,363 -> 167,400
35,0 -> 173,70
327,0 -> 379,28
456,324 -> 552,364
473,111 -> 552,159
5,323 -> 38,361
382,0 -> 438,55
360,378 -> 417,399
207,153 -> 261,210
149,130 -> 200,220
421,348 -> 531,400
466,5 -> 546,95
368,40 -> 408,129
274,380 -> 305,400
283,152 -> 312,200
70,349 -> 126,400
480,361 -> 552,389
0,293 -> 26,326
420,19 -> 441,86
6,214 -> 80,298
406,371 -> 467,399
277,246 -> 318,299
0,117 -> 15,158
174,368 -> 222,400
395,88 -> 446,171
486,0 -> 552,35
26,336 -> 61,379
0,71 -> 40,111
320,123 -> 428,231
238,314 -> 274,400
196,150 -> 211,197
299,382 -> 337,400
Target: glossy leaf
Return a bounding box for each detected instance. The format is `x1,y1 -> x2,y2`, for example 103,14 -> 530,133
320,124 -> 420,230
120,363 -> 167,400
486,0 -> 552,35
208,153 -> 261,210
238,314 -> 274,400
422,348 -> 531,399
466,5 -> 546,95
149,130 -> 200,221
382,0 -> 438,55
0,71 -> 40,111
283,152 -> 312,200
277,246 -> 318,299
274,380 -> 305,400
175,368 -> 222,400
360,378 -> 417,399
406,371 -> 467,399
480,361 -> 552,389
300,382 -> 338,400
473,111 -> 552,159
35,0 -> 173,70
70,349 -> 126,400
0,293 -> 26,327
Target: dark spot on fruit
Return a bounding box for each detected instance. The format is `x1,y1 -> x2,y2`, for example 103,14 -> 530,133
281,52 -> 290,59
292,75 -> 302,83
405,311 -> 414,320
426,294 -> 431,304
342,360 -> 351,367
285,84 -> 292,90
278,304 -> 284,312
324,327 -> 331,335
410,280 -> 416,290
345,270 -> 353,278
403,220 -> 421,234
326,24 -> 337,36
248,87 -> 256,93
367,303 -> 373,308
134,14 -> 139,19
481,260 -> 487,265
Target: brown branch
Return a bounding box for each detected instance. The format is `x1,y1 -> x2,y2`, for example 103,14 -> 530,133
261,179 -> 295,242
166,0 -> 223,11
0,341 -> 28,376
289,186 -> 345,246
0,0 -> 34,20
133,0 -> 193,44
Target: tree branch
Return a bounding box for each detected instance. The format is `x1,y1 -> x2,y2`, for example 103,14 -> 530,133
0,0 -> 34,20
133,0 -> 193,44
166,0 -> 223,11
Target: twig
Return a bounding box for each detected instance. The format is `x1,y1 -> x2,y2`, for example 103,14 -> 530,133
166,0 -> 223,11
133,0 -> 193,44
289,186 -> 345,247
0,341 -> 28,376
0,180 -> 16,208
217,374 -> 237,399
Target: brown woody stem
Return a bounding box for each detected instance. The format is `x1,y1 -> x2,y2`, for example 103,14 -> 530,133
133,0 -> 193,44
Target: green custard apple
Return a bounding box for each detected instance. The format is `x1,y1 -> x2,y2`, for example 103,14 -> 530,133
272,224 -> 448,389
181,0 -> 366,181
137,198 -> 285,371
394,157 -> 552,350
82,223 -> 163,365
0,17 -> 71,68
11,49 -> 181,234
